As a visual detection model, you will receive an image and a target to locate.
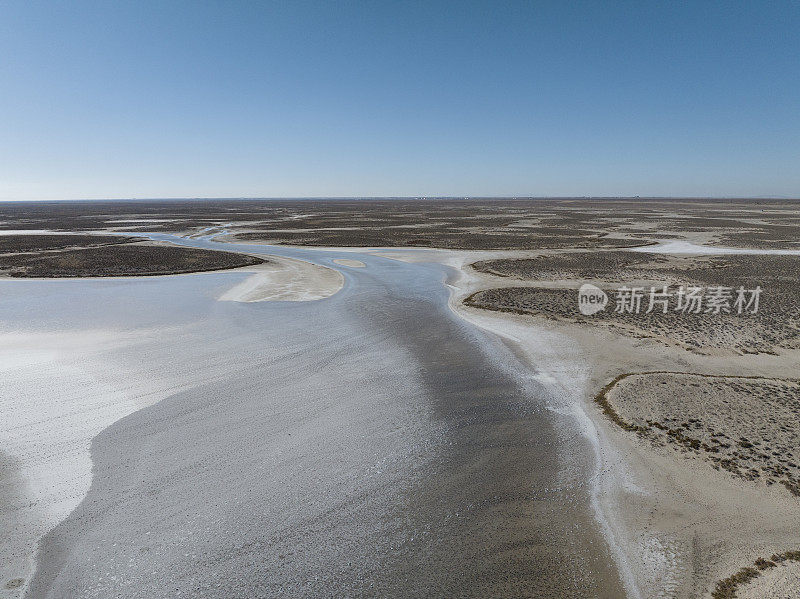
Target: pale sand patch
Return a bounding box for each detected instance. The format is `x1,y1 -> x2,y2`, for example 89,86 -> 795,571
0,230 -> 53,236
737,561 -> 800,599
606,373 -> 800,491
218,255 -> 343,302
633,240 -> 800,255
332,258 -> 365,268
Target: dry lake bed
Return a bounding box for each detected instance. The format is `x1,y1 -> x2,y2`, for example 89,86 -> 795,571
2,198 -> 799,599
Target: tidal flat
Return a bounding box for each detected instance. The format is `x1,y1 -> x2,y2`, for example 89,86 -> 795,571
2,236 -> 624,598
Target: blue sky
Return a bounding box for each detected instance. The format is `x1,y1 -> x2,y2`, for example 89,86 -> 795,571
1,1 -> 798,199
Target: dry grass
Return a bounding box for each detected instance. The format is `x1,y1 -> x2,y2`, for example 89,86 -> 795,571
0,242 -> 264,277
0,234 -> 140,253
712,550 -> 800,598
465,253 -> 800,355
2,198 -> 800,249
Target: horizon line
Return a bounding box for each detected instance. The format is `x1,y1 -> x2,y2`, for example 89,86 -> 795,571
2,195 -> 800,203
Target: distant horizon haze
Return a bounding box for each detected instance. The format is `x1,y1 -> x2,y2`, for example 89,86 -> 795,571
3,196 -> 800,204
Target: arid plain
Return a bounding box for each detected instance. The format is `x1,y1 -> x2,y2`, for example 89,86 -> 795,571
1,198 -> 799,598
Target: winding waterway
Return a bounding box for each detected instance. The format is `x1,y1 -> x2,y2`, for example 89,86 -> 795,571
2,235 -> 624,598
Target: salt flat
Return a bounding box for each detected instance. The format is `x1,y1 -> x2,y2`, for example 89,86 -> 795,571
2,238 -> 624,598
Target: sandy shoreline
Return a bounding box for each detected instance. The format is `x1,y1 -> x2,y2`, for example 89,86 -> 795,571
452,265 -> 800,598
371,245 -> 800,598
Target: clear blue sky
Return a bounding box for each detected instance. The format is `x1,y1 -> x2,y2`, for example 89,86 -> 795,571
1,1 -> 798,199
